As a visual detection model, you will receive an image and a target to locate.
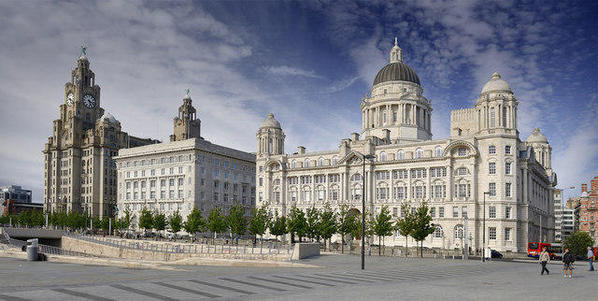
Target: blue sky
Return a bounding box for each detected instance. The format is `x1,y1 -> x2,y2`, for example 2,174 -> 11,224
0,0 -> 596,202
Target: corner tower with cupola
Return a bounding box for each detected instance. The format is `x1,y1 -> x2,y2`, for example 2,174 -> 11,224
43,48 -> 159,218
361,38 -> 432,143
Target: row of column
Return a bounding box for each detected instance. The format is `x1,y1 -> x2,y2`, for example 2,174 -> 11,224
362,103 -> 431,130
478,102 -> 516,130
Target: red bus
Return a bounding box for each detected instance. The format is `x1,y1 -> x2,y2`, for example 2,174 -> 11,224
527,242 -> 551,258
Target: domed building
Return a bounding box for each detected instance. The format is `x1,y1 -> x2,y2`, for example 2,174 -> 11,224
256,38 -> 557,253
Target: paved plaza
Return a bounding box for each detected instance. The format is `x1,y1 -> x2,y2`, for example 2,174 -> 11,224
1,255 -> 597,300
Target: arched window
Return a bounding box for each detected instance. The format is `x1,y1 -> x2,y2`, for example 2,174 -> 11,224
316,185 -> 325,201
332,156 -> 339,165
379,152 -> 387,162
454,225 -> 464,239
351,173 -> 361,182
397,150 -> 404,160
434,226 -> 443,238
291,160 -> 296,169
457,147 -> 467,156
415,148 -> 423,158
289,187 -> 298,203
301,186 -> 311,203
435,146 -> 443,157
304,159 -> 310,168
351,184 -> 362,200
319,157 -> 324,167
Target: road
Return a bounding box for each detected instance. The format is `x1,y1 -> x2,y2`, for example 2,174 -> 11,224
0,255 -> 595,300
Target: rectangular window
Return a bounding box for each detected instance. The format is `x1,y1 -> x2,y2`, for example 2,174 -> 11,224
453,206 -> 458,218
489,206 -> 496,218
393,207 -> 398,217
489,227 -> 497,240
439,207 -> 444,218
505,162 -> 511,175
489,162 -> 496,174
462,206 -> 467,218
430,207 -> 435,217
505,183 -> 511,197
178,178 -> 184,186
169,179 -> 175,186
169,190 -> 174,199
504,228 -> 511,241
505,207 -> 512,219
489,183 -> 496,196
160,191 -> 166,199
458,184 -> 467,198
259,178 -> 263,186
505,145 -> 511,154
150,191 -> 156,199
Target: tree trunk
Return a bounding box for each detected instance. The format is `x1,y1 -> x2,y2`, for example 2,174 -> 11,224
341,234 -> 345,254
379,236 -> 382,256
405,236 -> 409,257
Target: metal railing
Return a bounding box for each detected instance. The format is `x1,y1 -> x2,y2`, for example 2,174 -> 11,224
69,234 -> 293,257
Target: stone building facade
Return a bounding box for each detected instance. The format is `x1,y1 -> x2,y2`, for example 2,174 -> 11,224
43,51 -> 158,218
256,39 -> 557,252
578,176 -> 598,241
115,93 -> 256,228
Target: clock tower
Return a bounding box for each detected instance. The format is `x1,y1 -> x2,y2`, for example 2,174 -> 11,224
43,48 -> 159,218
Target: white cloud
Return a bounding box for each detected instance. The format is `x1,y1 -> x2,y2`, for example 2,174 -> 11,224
265,65 -> 323,79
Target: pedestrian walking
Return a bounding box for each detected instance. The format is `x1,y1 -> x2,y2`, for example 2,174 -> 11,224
587,247 -> 594,271
539,246 -> 550,275
562,248 -> 575,278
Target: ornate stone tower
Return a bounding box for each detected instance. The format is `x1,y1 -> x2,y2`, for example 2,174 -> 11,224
256,113 -> 285,157
475,72 -> 518,134
170,90 -> 201,142
361,38 -> 432,143
43,47 -> 158,217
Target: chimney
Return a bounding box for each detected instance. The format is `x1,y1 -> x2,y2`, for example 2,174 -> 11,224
351,133 -> 360,141
582,184 -> 588,193
297,146 -> 306,155
383,129 -> 391,143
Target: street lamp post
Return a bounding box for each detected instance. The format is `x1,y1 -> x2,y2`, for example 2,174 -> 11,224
482,191 -> 489,262
360,153 -> 376,270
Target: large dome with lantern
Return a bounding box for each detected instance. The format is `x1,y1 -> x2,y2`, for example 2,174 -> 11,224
372,38 -> 421,86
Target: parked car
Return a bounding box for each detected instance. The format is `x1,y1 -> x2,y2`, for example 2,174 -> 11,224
491,249 -> 503,259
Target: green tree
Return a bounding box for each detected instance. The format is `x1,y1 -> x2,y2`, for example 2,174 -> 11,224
120,209 -> 132,230
371,206 -> 394,255
410,203 -> 436,257
206,207 -> 227,241
306,206 -> 321,242
138,207 -> 154,233
395,203 -> 415,257
318,203 -> 337,251
248,205 -> 271,244
226,205 -> 248,243
168,210 -> 183,234
337,205 -> 359,254
287,205 -> 308,243
153,212 -> 167,232
183,207 -> 204,236
269,214 -> 287,242
564,231 -> 595,258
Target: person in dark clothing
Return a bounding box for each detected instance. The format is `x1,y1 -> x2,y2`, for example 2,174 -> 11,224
539,246 -> 550,275
562,248 -> 575,278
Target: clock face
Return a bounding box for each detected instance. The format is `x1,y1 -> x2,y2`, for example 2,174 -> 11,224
83,94 -> 96,109
66,93 -> 74,106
